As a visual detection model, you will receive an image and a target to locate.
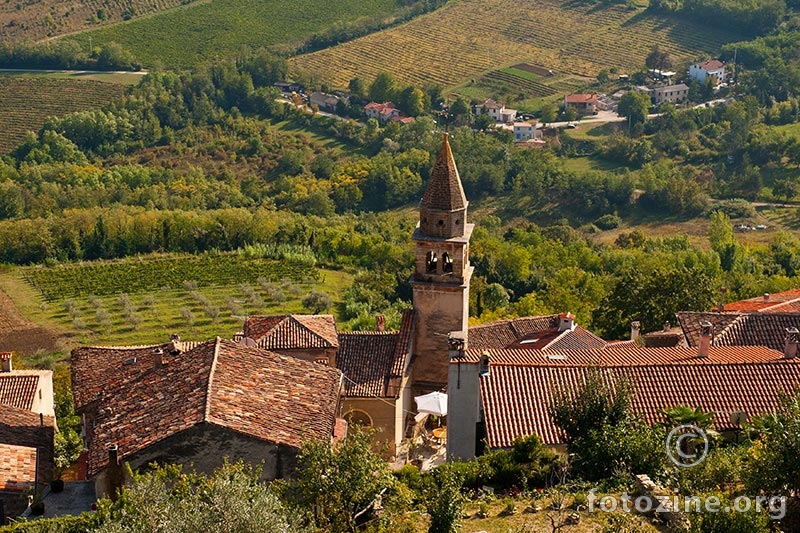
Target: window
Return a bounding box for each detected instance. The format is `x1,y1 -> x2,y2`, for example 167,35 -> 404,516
344,409 -> 373,427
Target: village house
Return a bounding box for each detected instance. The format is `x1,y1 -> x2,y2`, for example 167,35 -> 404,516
650,83 -> 690,105
309,92 -> 340,112
364,101 -> 402,123
70,337 -> 343,490
0,352 -> 56,517
689,60 -> 726,86
513,121 -> 543,142
564,93 -> 598,115
474,99 -> 517,123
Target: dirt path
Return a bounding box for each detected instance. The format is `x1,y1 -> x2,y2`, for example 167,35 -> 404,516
0,287 -> 67,356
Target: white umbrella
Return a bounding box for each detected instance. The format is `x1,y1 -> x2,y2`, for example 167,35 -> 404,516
414,391 -> 448,417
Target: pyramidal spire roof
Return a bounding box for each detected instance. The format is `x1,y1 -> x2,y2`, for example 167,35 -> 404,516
421,133 -> 467,211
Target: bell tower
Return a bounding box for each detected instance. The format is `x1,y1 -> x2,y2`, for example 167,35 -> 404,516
411,133 -> 473,391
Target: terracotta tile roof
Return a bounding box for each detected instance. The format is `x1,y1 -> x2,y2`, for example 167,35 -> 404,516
243,315 -> 339,350
478,355 -> 800,447
79,338 -> 343,476
722,289 -> 800,312
0,405 -> 55,491
0,371 -> 46,410
698,60 -> 725,71
465,345 -> 787,366
677,312 -> 741,347
468,314 -> 606,351
565,93 -> 598,104
72,341 -> 193,411
678,312 -> 800,350
421,134 -> 467,212
337,309 -> 414,398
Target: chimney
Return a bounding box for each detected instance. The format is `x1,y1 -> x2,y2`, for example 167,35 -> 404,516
479,351 -> 490,377
558,312 -> 576,332
698,321 -> 712,358
630,321 -> 641,342
170,333 -> 180,342
663,321 -> 670,332
0,352 -> 11,373
376,314 -> 386,332
764,293 -> 771,301
448,331 -> 466,360
784,327 -> 799,359
153,348 -> 163,369
105,444 -> 124,502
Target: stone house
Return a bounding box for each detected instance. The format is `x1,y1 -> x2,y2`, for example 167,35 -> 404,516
71,337 -> 343,486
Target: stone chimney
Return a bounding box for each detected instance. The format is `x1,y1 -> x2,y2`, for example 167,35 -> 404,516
105,444 -> 124,502
152,348 -> 163,369
479,352 -> 490,377
558,312 -> 576,332
663,321 -> 670,332
630,321 -> 641,342
784,327 -> 799,359
698,321 -> 712,358
764,293 -> 771,301
0,352 -> 11,373
376,314 -> 386,332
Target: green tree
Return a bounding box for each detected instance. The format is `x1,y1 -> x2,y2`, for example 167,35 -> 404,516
592,264 -> 716,339
425,467 -> 465,533
773,178 -> 798,203
539,102 -> 558,126
284,426 -> 394,533
482,282 -> 510,311
301,290 -> 332,313
645,45 -> 672,72
449,97 -> 471,126
745,390 -> 800,497
617,90 -> 651,129
368,72 -> 397,103
708,211 -> 742,271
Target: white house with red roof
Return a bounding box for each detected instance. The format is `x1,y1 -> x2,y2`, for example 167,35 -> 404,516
364,101 -> 402,123
474,99 -> 517,123
689,60 -> 726,86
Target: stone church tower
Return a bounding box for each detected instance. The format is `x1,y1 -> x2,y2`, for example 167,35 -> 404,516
411,133 -> 473,391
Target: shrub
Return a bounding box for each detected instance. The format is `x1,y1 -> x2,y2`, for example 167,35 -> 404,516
593,214 -> 622,230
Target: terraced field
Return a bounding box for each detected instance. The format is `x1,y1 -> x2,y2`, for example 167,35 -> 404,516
289,0 -> 740,90
0,0 -> 195,44
0,76 -> 125,154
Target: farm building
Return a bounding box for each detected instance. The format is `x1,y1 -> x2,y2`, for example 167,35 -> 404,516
564,93 -> 598,115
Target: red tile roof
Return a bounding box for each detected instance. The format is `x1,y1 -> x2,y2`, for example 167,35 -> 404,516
243,315 -> 339,350
678,311 -> 800,351
0,371 -> 44,410
480,360 -> 800,447
77,338 -> 343,476
421,134 -> 468,212
72,341 -> 199,411
465,345 -> 787,366
468,314 -> 606,351
337,309 -> 415,398
697,60 -> 725,71
565,93 -> 598,104
722,289 -> 800,312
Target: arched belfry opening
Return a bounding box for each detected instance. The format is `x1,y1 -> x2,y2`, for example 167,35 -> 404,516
442,252 -> 453,273
426,251 -> 438,273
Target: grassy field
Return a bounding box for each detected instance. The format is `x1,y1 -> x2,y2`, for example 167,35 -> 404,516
289,0 -> 739,92
68,0 -> 401,69
0,76 -> 126,154
5,252 -> 353,347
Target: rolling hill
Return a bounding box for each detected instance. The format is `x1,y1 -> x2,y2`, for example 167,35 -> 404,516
288,0 -> 741,90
